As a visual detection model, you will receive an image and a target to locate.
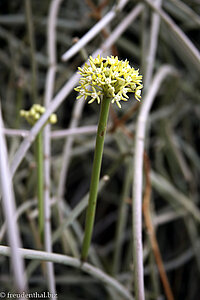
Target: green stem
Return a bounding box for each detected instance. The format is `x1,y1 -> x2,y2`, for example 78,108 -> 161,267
81,96 -> 111,261
35,130 -> 44,242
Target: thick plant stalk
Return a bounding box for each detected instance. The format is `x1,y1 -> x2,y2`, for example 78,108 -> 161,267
35,131 -> 44,241
81,96 -> 110,261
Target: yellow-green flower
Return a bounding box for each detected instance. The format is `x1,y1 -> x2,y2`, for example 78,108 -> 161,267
74,55 -> 143,108
20,104 -> 57,125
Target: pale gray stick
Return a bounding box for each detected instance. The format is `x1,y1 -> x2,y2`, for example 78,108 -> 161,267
61,0 -> 129,61
2,126 -> 97,139
44,0 -> 64,295
132,65 -> 176,300
0,107 -> 27,294
144,0 -> 162,88
57,98 -> 85,200
0,246 -> 134,300
101,4 -> 143,53
51,126 -> 97,139
26,247 -> 194,283
2,128 -> 29,137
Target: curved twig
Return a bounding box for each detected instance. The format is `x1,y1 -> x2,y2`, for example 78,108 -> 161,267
0,245 -> 134,300
132,65 -> 177,300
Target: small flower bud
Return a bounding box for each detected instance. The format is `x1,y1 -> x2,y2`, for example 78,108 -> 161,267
20,104 -> 57,126
49,114 -> 57,124
20,110 -> 26,117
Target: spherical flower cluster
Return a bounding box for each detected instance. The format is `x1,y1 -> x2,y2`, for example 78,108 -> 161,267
74,55 -> 143,108
20,104 -> 57,125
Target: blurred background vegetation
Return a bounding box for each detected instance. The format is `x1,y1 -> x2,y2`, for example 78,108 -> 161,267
0,0 -> 200,299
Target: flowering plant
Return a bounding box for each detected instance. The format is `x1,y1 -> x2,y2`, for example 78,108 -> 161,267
75,55 -> 143,261
75,55 -> 143,108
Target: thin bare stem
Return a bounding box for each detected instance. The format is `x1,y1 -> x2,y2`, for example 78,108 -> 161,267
2,128 -> 29,137
132,65 -> 176,300
101,4 -> 144,53
0,107 -> 27,293
51,126 -> 97,139
2,126 -> 97,139
43,0 -> 64,295
57,99 -> 85,200
144,0 -> 162,88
